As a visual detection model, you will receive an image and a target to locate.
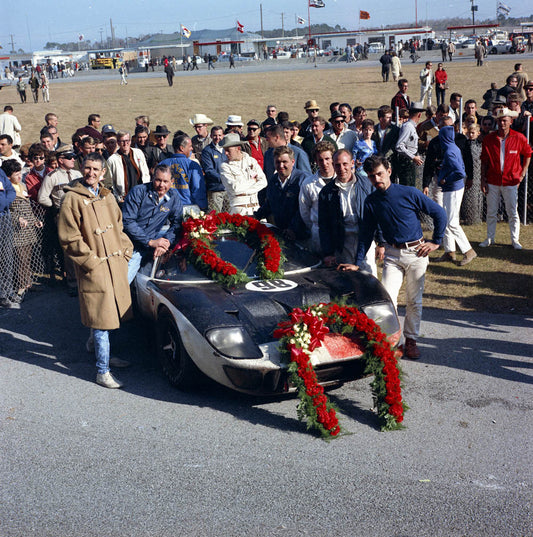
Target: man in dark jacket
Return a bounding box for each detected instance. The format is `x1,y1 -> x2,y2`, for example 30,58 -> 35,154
200,126 -> 228,212
318,149 -> 382,275
379,50 -> 393,82
255,145 -> 309,240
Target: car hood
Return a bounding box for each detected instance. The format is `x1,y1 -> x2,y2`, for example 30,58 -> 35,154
152,268 -> 390,345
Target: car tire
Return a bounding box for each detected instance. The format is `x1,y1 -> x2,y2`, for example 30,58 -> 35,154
156,309 -> 202,389
489,48 -> 497,55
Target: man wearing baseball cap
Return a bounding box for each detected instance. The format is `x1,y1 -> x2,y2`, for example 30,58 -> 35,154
480,107 -> 531,249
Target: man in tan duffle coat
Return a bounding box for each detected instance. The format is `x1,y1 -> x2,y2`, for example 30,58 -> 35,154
58,152 -> 133,389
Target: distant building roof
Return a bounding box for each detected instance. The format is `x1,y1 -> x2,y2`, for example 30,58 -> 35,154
136,28 -> 262,47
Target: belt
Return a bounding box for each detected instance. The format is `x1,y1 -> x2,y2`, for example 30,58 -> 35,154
392,238 -> 425,249
234,203 -> 259,208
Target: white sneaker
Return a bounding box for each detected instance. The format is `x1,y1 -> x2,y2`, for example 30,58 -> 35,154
96,372 -> 123,389
512,242 -> 523,250
479,238 -> 493,247
109,356 -> 131,368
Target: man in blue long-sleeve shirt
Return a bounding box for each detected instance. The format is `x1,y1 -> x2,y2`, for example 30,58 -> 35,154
340,155 -> 446,360
122,164 -> 183,283
0,167 -> 17,308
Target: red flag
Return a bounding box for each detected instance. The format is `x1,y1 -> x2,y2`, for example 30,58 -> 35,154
360,10 -> 370,20
237,20 -> 244,33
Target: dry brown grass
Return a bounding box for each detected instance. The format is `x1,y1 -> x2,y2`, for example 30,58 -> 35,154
1,56 -> 532,314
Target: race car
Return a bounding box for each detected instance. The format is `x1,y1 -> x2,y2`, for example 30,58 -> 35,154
134,228 -> 401,395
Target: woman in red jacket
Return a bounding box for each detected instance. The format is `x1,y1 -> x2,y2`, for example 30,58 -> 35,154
435,63 -> 448,107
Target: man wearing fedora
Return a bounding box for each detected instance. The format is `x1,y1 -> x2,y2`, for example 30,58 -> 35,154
201,125 -> 228,213
219,133 -> 266,215
395,101 -> 425,187
299,100 -> 321,137
479,107 -> 531,250
190,114 -> 213,161
146,125 -> 173,172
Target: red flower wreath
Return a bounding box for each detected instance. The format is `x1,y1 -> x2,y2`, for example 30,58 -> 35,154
176,212 -> 285,286
274,303 -> 407,439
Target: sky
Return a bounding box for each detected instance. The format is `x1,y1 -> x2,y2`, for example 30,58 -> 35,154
1,0 -> 529,52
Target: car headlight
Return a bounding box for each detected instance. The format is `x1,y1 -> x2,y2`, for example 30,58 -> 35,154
361,302 -> 401,337
205,327 -> 263,359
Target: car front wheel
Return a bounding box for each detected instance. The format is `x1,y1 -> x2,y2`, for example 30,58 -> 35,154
489,48 -> 497,54
156,310 -> 202,389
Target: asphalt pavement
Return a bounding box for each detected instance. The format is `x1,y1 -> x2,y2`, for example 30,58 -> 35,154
0,283 -> 532,537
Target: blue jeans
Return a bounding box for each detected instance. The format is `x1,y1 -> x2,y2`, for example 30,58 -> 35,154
93,329 -> 110,374
127,250 -> 143,284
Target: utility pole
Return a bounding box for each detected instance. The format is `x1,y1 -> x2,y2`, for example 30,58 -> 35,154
260,3 -> 264,39
9,34 -> 16,53
470,0 -> 477,27
281,13 -> 285,38
99,28 -> 103,48
110,18 -> 115,48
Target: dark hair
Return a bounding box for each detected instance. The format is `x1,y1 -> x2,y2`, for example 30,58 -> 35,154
312,116 -> 326,126
134,125 -> 149,136
172,133 -> 191,152
377,105 -> 393,118
273,145 -> 294,160
0,134 -> 13,145
1,158 -> 22,177
514,63 -> 521,71
363,155 -> 391,174
339,103 -> 352,112
265,124 -> 284,138
29,143 -> 47,160
3,105 -> 14,112
353,106 -> 366,115
464,99 -> 477,107
506,74 -> 518,85
450,92 -> 462,101
436,103 -> 450,115
211,125 -> 224,135
398,78 -> 408,88
83,152 -> 106,168
88,113 -> 100,124
280,121 -> 292,130
289,120 -> 300,129
313,140 -> 336,161
361,118 -> 375,130
329,102 -> 340,113
153,164 -> 171,176
277,111 -> 289,123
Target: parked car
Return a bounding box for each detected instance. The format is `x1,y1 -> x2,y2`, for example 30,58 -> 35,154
461,38 -> 477,49
216,54 -> 253,63
134,227 -> 401,395
489,40 -> 512,54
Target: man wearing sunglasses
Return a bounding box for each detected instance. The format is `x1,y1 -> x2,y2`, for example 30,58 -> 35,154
325,111 -> 357,153
246,119 -> 267,169
25,143 -> 52,201
146,125 -> 173,172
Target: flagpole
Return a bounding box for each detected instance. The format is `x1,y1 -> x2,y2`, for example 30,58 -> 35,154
308,1 -> 311,58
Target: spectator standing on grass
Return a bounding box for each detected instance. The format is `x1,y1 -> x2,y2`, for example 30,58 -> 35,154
390,51 -> 402,82
16,76 -> 27,104
479,107 -> 531,250
30,74 -> 39,103
40,73 -> 50,102
391,79 -> 410,120
379,49 -> 392,83
511,64 -> 528,100
447,40 -> 456,62
395,101 -> 425,187
0,106 -> 22,149
119,64 -> 128,85
164,62 -> 174,87
432,125 -> 476,266
419,61 -> 434,106
474,39 -> 486,67
58,152 -> 133,389
342,155 -> 446,360
435,63 -> 447,107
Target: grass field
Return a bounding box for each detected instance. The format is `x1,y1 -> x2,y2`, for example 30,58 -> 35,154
1,56 -> 532,314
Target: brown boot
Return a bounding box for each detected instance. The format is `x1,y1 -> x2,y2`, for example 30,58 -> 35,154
403,338 -> 421,360
433,251 -> 456,262
459,248 -> 477,266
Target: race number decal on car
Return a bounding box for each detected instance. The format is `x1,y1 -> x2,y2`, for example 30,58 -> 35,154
245,279 -> 298,292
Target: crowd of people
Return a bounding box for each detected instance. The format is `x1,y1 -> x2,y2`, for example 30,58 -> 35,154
0,61 -> 532,388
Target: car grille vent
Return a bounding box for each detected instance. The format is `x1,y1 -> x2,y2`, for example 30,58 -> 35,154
225,309 -> 240,319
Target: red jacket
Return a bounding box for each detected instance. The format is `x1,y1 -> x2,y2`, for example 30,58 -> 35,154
481,129 -> 532,187
25,166 -> 53,201
435,69 -> 447,86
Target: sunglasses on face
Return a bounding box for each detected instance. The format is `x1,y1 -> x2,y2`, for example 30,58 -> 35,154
248,127 -> 259,131
60,154 -> 76,159
32,156 -> 45,161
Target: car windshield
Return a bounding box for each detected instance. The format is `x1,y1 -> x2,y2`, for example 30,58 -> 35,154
140,231 -> 321,282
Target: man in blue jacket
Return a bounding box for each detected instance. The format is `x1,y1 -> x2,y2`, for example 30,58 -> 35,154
160,133 -> 207,210
433,124 -> 476,265
200,126 -> 228,212
0,167 -> 17,308
255,146 -> 309,240
122,164 -> 183,283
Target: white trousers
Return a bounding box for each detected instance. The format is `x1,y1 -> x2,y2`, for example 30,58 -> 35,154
382,245 -> 429,341
428,176 -> 443,206
485,184 -> 520,243
442,187 -> 472,254
420,85 -> 433,106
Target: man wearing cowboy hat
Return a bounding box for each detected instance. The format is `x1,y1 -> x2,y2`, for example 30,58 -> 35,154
479,107 -> 531,250
146,125 -> 173,172
395,101 -> 425,187
190,113 -> 214,161
219,133 -> 266,216
225,115 -> 244,137
299,100 -> 321,137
